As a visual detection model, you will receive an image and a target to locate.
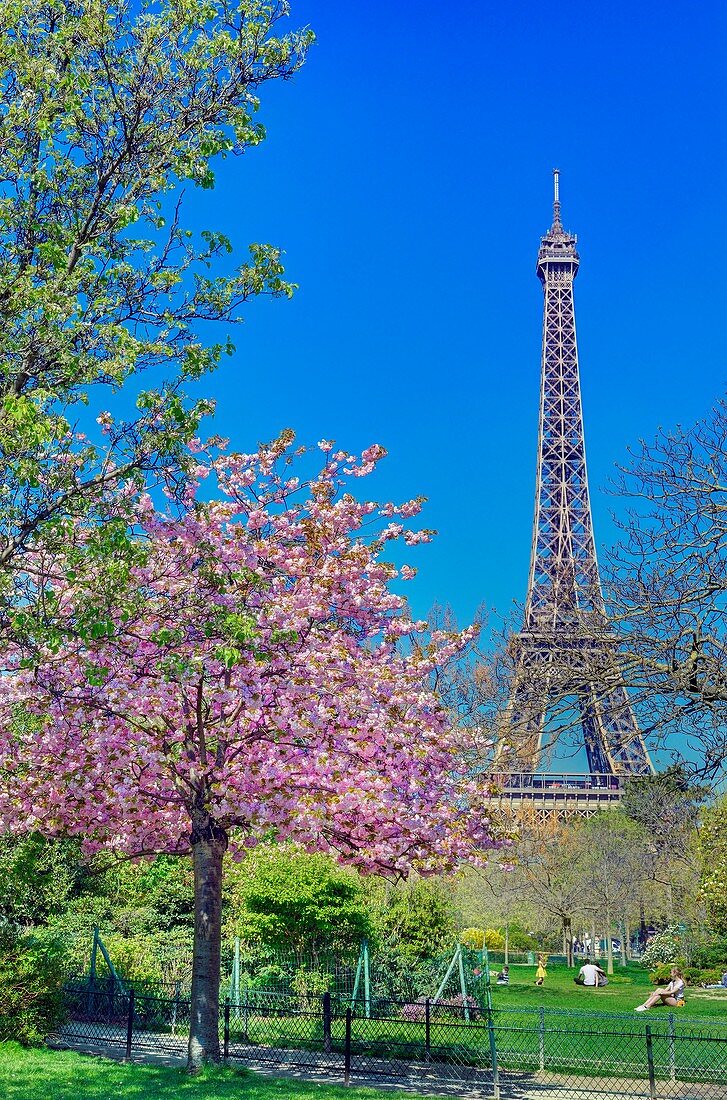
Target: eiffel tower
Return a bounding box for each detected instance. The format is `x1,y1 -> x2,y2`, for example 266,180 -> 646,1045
497,171 -> 652,807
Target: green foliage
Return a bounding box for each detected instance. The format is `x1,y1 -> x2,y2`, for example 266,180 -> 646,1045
0,834 -> 84,925
225,845 -> 373,957
460,927 -> 486,950
461,927 -> 506,950
43,854 -> 195,982
699,796 -> 727,935
0,0 -> 312,582
683,966 -> 725,987
484,928 -> 506,950
690,936 -> 727,970
290,967 -> 332,1011
0,927 -> 65,1044
507,924 -> 538,952
649,962 -> 682,985
376,878 -> 457,963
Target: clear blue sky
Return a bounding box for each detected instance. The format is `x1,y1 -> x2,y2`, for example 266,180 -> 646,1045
183,0 -> 727,637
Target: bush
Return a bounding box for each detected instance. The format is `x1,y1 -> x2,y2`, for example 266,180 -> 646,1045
290,967 -> 331,1010
448,992 -> 480,1017
462,927 -> 506,951
649,962 -> 679,985
641,926 -> 685,968
690,937 -> 727,970
508,925 -> 538,952
684,966 -> 724,987
401,997 -> 427,1021
0,926 -> 65,1045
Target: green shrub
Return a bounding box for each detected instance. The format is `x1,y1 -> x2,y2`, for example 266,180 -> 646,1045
683,966 -> 724,987
507,925 -> 538,952
641,927 -> 685,968
0,927 -> 65,1045
651,963 -> 681,990
690,937 -> 727,970
460,927 -> 486,950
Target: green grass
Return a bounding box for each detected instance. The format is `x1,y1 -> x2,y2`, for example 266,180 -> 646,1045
487,962 -> 727,1018
215,964 -> 727,1085
0,1043 -> 434,1100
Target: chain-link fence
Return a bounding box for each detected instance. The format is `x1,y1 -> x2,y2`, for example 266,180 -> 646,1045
59,982 -> 727,1098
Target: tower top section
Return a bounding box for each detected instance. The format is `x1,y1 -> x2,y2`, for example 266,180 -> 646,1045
537,168 -> 579,282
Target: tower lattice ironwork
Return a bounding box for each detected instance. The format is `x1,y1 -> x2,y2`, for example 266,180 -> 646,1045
501,171 -> 652,778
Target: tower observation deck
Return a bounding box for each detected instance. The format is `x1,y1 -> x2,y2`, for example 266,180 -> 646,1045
493,172 -> 652,813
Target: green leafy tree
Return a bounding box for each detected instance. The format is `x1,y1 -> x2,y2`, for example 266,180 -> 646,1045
0,0 -> 311,592
0,834 -> 84,926
376,877 -> 458,963
224,845 -> 373,959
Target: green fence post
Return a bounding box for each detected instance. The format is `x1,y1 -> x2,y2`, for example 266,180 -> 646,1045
88,927 -> 99,1016
350,945 -> 364,1012
457,946 -> 470,1023
538,1006 -> 545,1072
645,1024 -> 656,1100
223,999 -> 230,1061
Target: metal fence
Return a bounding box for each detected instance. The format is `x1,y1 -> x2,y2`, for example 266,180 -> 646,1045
59,982 -> 727,1098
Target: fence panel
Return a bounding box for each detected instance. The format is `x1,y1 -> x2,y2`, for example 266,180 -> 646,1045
58,983 -> 727,1098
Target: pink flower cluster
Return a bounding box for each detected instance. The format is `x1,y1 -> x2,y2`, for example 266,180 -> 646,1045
0,434 -> 498,874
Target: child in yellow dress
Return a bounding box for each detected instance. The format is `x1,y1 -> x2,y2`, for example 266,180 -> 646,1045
535,953 -> 548,986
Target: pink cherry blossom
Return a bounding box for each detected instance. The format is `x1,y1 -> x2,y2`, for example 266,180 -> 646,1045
0,432 -> 498,1062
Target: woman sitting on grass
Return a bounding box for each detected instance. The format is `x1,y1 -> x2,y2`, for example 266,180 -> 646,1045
635,967 -> 685,1011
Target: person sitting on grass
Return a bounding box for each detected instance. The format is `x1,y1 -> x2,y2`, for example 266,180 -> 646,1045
575,958 -> 606,987
496,965 -> 509,985
635,967 -> 685,1011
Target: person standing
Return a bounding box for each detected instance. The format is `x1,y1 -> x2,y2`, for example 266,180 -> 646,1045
535,953 -> 548,986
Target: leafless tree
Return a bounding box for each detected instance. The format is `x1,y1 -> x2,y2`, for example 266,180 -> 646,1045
605,398 -> 727,778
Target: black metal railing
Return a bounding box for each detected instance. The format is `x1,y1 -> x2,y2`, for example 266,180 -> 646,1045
58,982 -> 727,1098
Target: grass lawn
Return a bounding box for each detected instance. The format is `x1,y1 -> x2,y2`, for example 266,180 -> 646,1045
0,1043 -> 433,1100
216,964 -> 727,1084
486,962 -> 727,1019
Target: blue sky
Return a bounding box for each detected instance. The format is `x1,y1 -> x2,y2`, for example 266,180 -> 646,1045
181,0 -> 727,641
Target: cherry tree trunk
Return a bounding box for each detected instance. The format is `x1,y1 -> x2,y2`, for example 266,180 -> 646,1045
188,819 -> 228,1070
